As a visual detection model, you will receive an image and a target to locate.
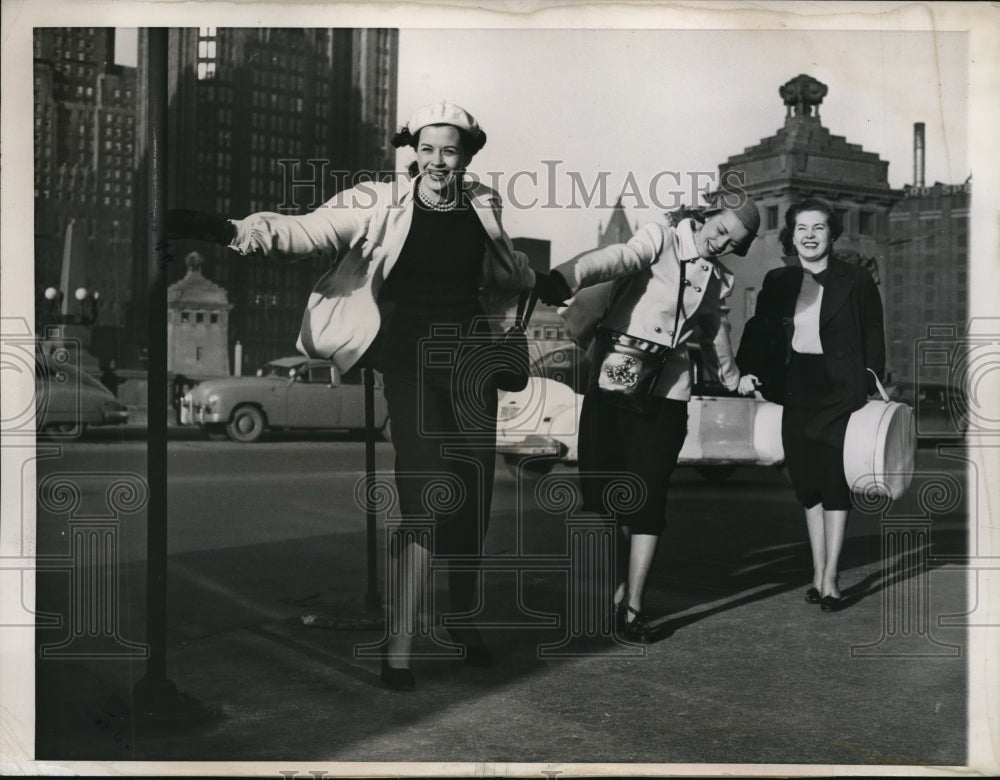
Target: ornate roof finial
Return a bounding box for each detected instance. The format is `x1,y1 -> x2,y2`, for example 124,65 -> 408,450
779,74 -> 828,118
185,251 -> 204,274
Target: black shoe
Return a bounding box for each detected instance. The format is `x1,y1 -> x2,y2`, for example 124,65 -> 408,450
819,595 -> 845,613
624,605 -> 652,644
380,658 -> 415,691
804,587 -> 821,604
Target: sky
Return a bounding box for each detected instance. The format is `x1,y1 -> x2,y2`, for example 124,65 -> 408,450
114,26 -> 968,263
395,28 -> 968,262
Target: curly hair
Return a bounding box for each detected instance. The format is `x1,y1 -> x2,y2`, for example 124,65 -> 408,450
390,125 -> 487,156
778,198 -> 843,256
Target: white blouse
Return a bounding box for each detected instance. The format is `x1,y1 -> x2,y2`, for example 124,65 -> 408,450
791,271 -> 824,354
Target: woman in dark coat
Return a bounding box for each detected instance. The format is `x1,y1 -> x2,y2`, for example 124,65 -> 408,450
736,198 -> 885,612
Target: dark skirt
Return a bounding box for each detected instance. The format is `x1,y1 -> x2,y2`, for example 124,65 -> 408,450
577,389 -> 688,535
782,351 -> 852,510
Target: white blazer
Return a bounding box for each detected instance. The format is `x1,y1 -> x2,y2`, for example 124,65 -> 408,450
228,177 -> 536,371
554,219 -> 740,401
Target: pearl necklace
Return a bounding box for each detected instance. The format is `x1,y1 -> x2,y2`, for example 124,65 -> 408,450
417,177 -> 459,212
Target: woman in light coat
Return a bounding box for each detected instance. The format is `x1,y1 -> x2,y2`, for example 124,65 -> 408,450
535,198 -> 760,642
169,101 -> 536,689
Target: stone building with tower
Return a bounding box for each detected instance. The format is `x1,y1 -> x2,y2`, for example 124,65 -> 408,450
598,198 -> 635,248
716,73 -> 901,349
167,252 -> 233,378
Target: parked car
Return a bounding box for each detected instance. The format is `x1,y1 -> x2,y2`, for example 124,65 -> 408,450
497,346 -> 785,481
179,356 -> 390,443
35,359 -> 129,436
887,381 -> 968,442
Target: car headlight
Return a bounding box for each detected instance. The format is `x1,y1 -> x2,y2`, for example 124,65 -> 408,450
205,394 -> 220,413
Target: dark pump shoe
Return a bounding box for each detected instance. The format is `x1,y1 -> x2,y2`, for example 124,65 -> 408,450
820,595 -> 845,613
804,587 -> 821,604
380,659 -> 415,691
624,605 -> 653,644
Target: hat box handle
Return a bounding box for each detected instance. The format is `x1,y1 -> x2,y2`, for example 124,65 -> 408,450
867,368 -> 890,403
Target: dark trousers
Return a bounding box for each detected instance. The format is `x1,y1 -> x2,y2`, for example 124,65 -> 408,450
382,370 -> 498,615
578,389 -> 689,536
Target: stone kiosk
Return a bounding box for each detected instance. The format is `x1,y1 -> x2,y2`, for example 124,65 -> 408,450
167,251 -> 233,380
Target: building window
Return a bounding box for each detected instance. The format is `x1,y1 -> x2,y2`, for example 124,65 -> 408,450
196,312 -> 205,324
835,208 -> 850,233
181,311 -> 190,323
196,346 -> 204,361
859,211 -> 874,235
766,206 -> 778,230
197,27 -> 218,80
210,313 -> 219,324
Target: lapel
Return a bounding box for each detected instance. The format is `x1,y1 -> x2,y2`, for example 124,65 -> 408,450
380,180 -> 415,278
466,181 -> 504,240
819,255 -> 855,327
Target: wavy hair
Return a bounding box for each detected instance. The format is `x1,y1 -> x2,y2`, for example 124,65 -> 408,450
779,198 -> 843,256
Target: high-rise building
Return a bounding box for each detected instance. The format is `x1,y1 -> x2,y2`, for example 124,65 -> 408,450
33,28 -> 137,332
715,74 -> 901,348
160,27 -> 399,371
886,129 -> 970,386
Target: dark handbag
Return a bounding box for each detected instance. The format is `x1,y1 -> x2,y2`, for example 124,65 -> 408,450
590,261 -> 686,414
491,290 -> 538,392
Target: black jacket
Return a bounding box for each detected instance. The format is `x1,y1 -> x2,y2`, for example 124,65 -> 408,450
736,255 -> 885,444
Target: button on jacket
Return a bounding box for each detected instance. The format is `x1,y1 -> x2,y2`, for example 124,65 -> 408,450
227,178 -> 536,371
554,219 -> 740,401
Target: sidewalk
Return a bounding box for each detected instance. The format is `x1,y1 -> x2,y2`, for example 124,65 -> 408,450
32,467 -> 970,769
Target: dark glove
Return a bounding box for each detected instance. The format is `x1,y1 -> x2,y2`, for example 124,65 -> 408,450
166,209 -> 236,245
534,270 -> 572,306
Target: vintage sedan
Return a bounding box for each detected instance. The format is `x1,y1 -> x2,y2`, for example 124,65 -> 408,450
180,356 -> 390,443
497,346 -> 785,481
35,359 -> 129,436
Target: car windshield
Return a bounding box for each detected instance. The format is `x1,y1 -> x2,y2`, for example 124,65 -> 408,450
258,362 -> 301,379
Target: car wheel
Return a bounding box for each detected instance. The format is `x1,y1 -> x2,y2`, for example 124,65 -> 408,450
381,417 -> 392,443
695,465 -> 737,483
226,405 -> 266,443
504,456 -> 555,481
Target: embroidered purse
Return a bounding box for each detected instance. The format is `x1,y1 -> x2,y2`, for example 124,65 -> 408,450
590,261 -> 687,414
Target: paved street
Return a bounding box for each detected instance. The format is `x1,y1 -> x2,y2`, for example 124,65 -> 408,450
30,435 -> 970,766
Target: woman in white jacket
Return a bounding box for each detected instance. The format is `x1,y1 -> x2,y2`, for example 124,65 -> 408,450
169,101 -> 537,690
536,198 -> 759,642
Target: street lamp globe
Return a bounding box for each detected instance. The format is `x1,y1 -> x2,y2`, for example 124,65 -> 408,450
92,291 -> 101,301
44,287 -> 59,300
74,287 -> 88,302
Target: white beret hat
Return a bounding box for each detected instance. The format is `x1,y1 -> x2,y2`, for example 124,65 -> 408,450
392,101 -> 486,152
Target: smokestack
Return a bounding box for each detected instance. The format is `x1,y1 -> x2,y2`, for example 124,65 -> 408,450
913,122 -> 926,187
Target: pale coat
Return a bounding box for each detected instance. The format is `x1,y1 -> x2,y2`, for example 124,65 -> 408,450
228,178 -> 536,371
555,219 -> 741,401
